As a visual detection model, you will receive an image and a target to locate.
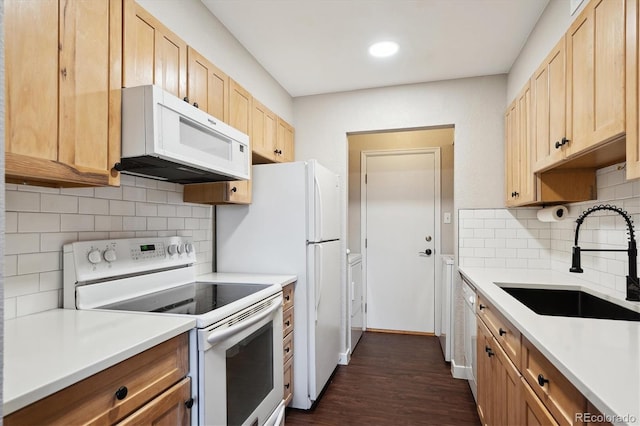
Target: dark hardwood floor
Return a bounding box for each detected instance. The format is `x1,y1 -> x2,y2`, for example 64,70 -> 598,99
284,332 -> 480,426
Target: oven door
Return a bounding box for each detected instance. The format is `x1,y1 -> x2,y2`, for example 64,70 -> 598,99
198,294 -> 284,426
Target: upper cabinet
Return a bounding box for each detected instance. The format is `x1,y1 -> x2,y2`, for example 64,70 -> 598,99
566,0 -> 626,156
626,0 -> 640,180
123,0 -> 187,99
5,0 -> 122,187
186,47 -> 229,121
252,99 -> 278,163
505,83 -> 535,207
276,118 -> 296,163
531,37 -> 567,172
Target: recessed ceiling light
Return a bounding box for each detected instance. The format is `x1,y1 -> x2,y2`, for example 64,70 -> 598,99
368,41 -> 399,58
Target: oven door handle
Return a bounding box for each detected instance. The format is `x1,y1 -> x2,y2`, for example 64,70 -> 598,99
206,300 -> 281,346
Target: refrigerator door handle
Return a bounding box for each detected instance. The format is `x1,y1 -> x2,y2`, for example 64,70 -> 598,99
315,244 -> 322,323
314,175 -> 323,241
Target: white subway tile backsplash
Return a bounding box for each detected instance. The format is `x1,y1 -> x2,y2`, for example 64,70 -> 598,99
6,233 -> 40,255
5,175 -> 214,319
18,213 -> 60,233
41,194 -> 79,214
7,191 -> 40,211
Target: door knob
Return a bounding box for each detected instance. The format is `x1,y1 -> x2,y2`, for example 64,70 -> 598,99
418,249 -> 433,256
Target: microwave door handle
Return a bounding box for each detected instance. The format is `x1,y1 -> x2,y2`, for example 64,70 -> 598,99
206,300 -> 281,346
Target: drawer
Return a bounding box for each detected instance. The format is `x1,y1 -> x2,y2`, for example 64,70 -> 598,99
521,377 -> 560,426
118,377 -> 191,426
477,294 -> 521,368
521,337 -> 587,426
282,282 -> 295,311
283,328 -> 294,362
283,307 -> 294,337
284,357 -> 293,406
5,333 -> 189,426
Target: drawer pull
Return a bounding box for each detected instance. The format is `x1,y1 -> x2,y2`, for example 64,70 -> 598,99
285,347 -> 290,353
285,295 -> 290,301
537,374 -> 550,387
185,398 -> 194,409
285,383 -> 290,389
499,328 -> 507,336
285,320 -> 291,326
115,386 -> 128,400
485,346 -> 494,357
479,304 -> 486,310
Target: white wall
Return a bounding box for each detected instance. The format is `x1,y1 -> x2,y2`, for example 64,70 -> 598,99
507,0 -> 589,102
137,0 -> 294,123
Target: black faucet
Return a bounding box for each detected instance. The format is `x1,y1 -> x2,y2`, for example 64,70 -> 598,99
570,204 -> 639,301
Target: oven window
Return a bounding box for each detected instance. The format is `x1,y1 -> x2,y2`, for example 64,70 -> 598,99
226,322 -> 274,426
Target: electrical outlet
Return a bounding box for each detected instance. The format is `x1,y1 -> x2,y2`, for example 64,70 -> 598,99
443,212 -> 451,224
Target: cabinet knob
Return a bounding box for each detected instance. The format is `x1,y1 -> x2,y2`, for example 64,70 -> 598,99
485,346 -> 495,357
183,97 -> 189,103
115,386 -> 128,400
285,347 -> 290,353
285,383 -> 290,389
479,304 -> 486,310
285,320 -> 291,326
499,328 -> 507,336
537,374 -> 550,387
285,294 -> 290,301
185,398 -> 194,409
230,186 -> 237,193
555,140 -> 562,149
193,102 -> 199,108
561,137 -> 570,146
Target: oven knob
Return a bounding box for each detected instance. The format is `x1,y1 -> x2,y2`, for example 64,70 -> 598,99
88,249 -> 102,264
104,249 -> 117,263
177,243 -> 185,254
167,244 -> 178,255
185,242 -> 194,254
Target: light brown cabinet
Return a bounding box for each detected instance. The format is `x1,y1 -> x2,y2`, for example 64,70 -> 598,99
187,46 -> 230,122
5,0 -> 121,188
505,83 -> 535,206
4,334 -> 191,426
566,0 -> 626,157
123,0 -> 187,99
282,282 -> 295,406
252,99 -> 279,163
626,0 -> 640,180
521,377 -> 560,426
276,117 -> 296,163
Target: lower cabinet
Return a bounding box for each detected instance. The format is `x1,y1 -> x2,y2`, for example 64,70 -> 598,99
282,282 -> 295,406
4,333 -> 191,426
476,298 -> 610,426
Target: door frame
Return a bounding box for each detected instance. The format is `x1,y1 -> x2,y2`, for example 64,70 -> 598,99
360,148 -> 442,331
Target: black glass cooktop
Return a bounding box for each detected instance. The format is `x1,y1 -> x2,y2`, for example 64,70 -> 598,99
98,282 -> 271,315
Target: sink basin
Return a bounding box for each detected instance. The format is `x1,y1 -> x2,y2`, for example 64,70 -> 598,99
498,286 -> 640,322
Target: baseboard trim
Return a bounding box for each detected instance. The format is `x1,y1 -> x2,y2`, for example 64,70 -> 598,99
451,358 -> 471,380
366,328 -> 435,336
339,349 -> 351,365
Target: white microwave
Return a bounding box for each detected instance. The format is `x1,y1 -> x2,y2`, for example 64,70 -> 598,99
118,85 -> 250,184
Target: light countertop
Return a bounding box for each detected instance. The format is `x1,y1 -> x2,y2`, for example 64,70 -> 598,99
197,272 -> 297,287
459,267 -> 640,426
3,309 -> 196,416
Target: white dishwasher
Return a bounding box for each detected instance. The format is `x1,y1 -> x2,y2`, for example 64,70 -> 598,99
348,253 -> 364,354
462,277 -> 477,401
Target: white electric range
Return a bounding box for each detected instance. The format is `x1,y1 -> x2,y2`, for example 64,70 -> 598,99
63,236 -> 286,426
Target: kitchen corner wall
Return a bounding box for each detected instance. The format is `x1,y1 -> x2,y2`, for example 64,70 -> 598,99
4,176 -> 214,320
459,163 -> 640,299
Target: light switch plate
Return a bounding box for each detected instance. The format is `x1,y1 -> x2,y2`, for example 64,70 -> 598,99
443,212 -> 451,224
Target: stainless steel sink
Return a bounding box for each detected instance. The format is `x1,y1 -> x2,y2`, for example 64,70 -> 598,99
497,286 -> 640,322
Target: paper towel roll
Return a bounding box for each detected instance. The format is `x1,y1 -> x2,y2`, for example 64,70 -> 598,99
537,205 -> 568,222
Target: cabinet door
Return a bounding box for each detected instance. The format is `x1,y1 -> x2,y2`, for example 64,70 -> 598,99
123,0 -> 187,99
516,83 -> 535,205
59,0 -> 122,186
476,320 -> 494,425
532,37 -> 567,172
505,101 -> 519,207
276,117 -> 295,163
626,0 -> 640,180
521,378 -> 560,426
5,0 -> 120,187
493,336 -> 522,426
567,0 -> 625,156
226,79 -> 253,203
252,99 -> 278,162
187,46 -> 229,122
118,378 -> 191,426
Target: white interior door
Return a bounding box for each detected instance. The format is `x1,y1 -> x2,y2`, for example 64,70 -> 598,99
363,149 -> 439,333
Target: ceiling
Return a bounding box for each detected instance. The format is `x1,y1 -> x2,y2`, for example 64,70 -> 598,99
202,0 -> 550,98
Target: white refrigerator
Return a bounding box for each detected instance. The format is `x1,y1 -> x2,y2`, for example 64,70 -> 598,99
216,160 -> 341,410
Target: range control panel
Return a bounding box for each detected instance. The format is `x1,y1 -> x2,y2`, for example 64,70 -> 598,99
65,237 -> 196,283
